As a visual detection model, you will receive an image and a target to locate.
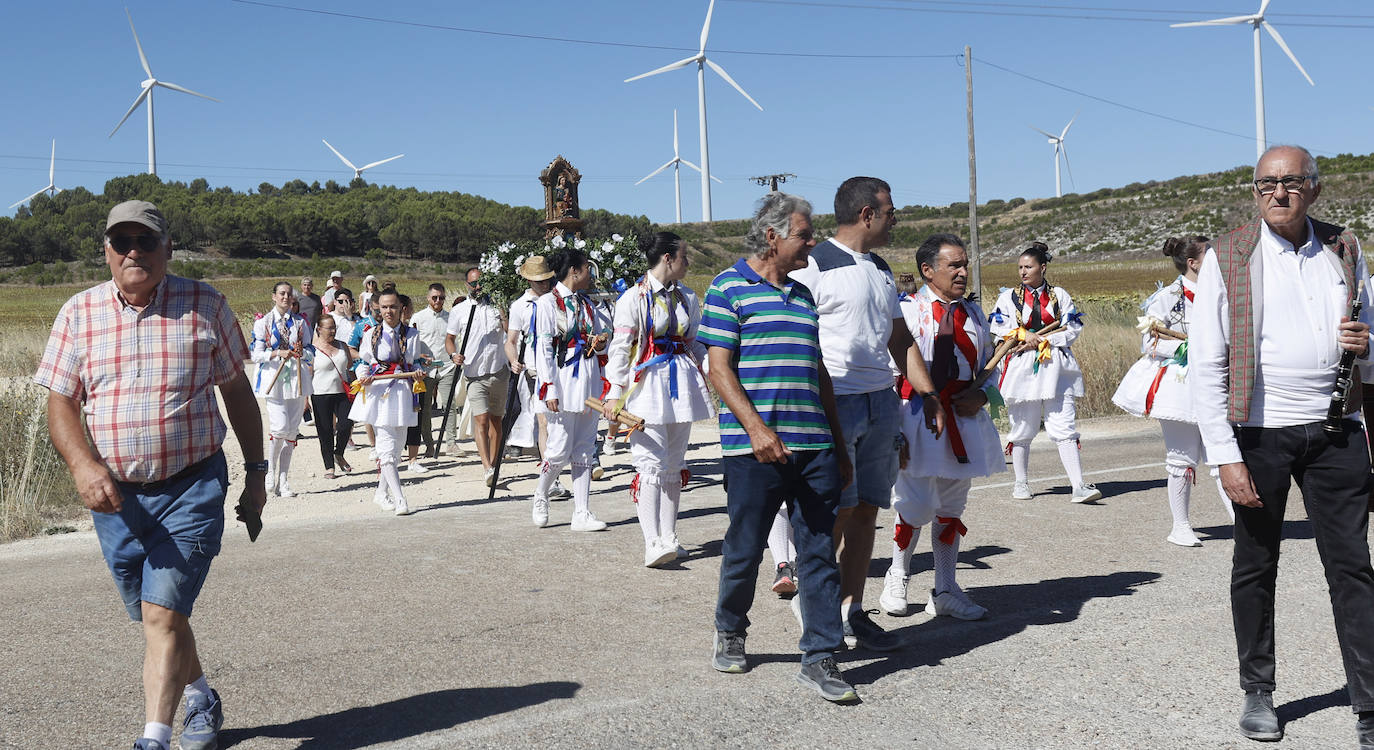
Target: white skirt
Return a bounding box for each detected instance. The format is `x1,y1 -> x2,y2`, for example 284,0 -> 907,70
348,379 -> 420,427
902,399 -> 1005,480
1111,356 -> 1194,423
998,348 -> 1084,405
623,355 -> 714,425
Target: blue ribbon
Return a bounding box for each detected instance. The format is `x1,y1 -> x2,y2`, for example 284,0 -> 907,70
988,309 -> 1006,325
633,340 -> 680,399
1066,310 -> 1084,325
613,277 -> 629,294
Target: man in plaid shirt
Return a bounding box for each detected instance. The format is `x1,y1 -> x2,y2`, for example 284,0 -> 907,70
34,200 -> 266,750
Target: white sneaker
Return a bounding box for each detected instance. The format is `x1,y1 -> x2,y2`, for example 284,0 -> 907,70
550,482 -> 572,500
1167,527 -> 1203,547
374,489 -> 395,511
407,462 -> 428,475
925,588 -> 988,621
1011,480 -> 1032,500
644,540 -> 675,568
484,467 -> 496,487
1071,483 -> 1103,504
532,496 -> 549,528
570,510 -> 607,532
265,470 -> 278,495
591,466 -> 605,481
604,438 -> 618,456
394,501 -> 413,516
879,569 -> 910,616
665,534 -> 687,559
276,475 -> 294,498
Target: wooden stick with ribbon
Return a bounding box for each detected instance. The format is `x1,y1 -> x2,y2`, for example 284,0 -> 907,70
585,397 -> 646,435
1135,316 -> 1187,341
967,320 -> 1064,392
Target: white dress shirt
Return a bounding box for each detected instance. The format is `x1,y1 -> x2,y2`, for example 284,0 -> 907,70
1192,218 -> 1373,465
447,298 -> 508,377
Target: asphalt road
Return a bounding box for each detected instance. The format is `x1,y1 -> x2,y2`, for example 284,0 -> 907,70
1,416 -> 1367,749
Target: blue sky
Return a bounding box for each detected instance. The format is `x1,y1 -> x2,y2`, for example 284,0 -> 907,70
2,0 -> 1370,225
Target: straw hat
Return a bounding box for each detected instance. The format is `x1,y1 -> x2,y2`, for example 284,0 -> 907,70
518,256 -> 555,281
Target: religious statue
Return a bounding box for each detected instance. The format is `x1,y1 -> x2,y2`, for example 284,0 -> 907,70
541,156 -> 584,240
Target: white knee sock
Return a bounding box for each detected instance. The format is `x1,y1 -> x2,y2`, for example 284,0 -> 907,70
278,441 -> 295,488
767,507 -> 794,566
380,462 -> 404,504
1167,469 -> 1194,533
1011,444 -> 1030,483
535,459 -> 559,499
571,461 -> 594,515
890,517 -> 919,578
635,472 -> 660,545
930,517 -> 963,595
268,436 -> 284,483
1056,439 -> 1085,487
658,470 -> 681,542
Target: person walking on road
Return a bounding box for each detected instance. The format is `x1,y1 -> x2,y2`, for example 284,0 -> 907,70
350,289 -> 426,516
35,200 -> 267,750
250,281 -> 313,498
310,315 -> 356,479
447,268 -> 510,486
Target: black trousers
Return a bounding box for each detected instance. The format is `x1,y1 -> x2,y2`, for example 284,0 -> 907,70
310,393 -> 354,471
1232,420 -> 1374,712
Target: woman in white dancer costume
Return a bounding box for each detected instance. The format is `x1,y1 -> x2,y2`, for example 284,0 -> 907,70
251,281 -> 313,498
602,232 -> 714,567
349,289 -> 426,516
1112,235 -> 1231,547
879,234 -> 1004,620
531,246 -> 610,532
989,242 -> 1099,503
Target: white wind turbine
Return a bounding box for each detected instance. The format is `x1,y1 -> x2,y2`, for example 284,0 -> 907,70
1030,113 -> 1078,198
322,139 -> 405,180
1171,0 -> 1314,160
636,110 -> 721,224
10,140 -> 61,210
625,0 -> 762,222
109,8 -> 219,176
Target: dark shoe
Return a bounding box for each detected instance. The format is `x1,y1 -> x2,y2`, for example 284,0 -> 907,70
796,656 -> 859,703
131,741 -> 167,750
771,562 -> 797,595
1357,711 -> 1374,750
181,688 -> 224,750
712,631 -> 747,673
1238,690 -> 1281,741
843,609 -> 902,652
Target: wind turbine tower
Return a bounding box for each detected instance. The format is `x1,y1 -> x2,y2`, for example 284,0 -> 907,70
636,110 -> 720,224
1030,113 -> 1077,198
625,0 -> 762,222
1171,0 -> 1314,160
109,8 -> 219,175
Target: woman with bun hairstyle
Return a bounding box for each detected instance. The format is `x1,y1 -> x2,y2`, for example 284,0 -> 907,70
602,231 -> 714,567
531,246 -> 611,532
989,242 -> 1099,503
251,281 -> 314,498
1112,236 -> 1230,546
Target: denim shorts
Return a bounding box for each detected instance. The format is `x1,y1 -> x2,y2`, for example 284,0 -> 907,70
93,451 -> 228,622
834,388 -> 901,509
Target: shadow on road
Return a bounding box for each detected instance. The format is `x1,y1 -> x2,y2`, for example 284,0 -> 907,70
868,545 -> 1012,580
219,681 -> 581,749
1037,477 -> 1166,501
1194,519 -> 1313,542
1277,684 -> 1349,724
841,570 -> 1161,685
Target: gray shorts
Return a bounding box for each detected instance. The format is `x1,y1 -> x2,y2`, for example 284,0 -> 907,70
465,370 -> 510,416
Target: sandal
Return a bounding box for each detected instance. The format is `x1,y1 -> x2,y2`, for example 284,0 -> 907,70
324,470 -> 336,480
335,454 -> 353,473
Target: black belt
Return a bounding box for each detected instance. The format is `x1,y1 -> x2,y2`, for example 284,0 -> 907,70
119,452 -> 220,492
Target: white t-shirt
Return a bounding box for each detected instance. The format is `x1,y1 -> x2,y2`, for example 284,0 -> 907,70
446,298 -> 509,377
789,238 -> 901,396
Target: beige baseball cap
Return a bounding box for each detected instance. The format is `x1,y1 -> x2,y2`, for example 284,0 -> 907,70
105,200 -> 168,235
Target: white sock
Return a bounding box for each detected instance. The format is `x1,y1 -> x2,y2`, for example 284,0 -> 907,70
890,522 -> 919,578
268,436 -> 284,481
142,722 -> 173,746
1056,440 -> 1085,488
842,601 -> 863,623
658,470 -> 681,542
571,461 -> 594,515
535,460 -> 560,499
635,472 -> 660,545
380,462 -> 405,505
766,507 -> 793,566
184,674 -> 211,700
930,518 -> 962,595
1166,469 -> 1193,533
1011,444 -> 1030,483
278,442 -> 295,480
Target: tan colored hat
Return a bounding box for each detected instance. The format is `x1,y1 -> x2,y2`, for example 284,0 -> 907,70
519,256 -> 555,281
105,200 -> 168,235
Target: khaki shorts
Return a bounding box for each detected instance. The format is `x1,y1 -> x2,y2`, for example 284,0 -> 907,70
464,370 -> 510,416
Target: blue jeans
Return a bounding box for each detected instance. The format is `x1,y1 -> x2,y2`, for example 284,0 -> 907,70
715,449 -> 843,664
94,451 -> 228,622
835,388 -> 901,509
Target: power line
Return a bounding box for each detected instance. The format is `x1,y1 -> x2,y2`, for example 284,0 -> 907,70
230,0 -> 959,59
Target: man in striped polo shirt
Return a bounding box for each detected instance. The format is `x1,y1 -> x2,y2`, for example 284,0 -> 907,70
700,192 -> 857,703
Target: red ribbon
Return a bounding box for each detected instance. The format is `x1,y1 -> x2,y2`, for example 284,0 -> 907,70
630,473 -> 641,504
938,378 -> 972,464
893,517 -> 916,550
936,516 -> 968,545
1143,365 -> 1169,416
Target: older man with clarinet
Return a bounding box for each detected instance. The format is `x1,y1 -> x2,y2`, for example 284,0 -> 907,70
1192,145 -> 1374,747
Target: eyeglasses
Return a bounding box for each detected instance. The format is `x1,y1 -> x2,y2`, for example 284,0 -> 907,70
429,295 -> 445,301
1254,175 -> 1315,194
107,234 -> 161,255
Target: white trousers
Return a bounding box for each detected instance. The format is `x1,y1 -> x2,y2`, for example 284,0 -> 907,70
374,424 -> 408,505
892,476 -> 972,529
265,396 -> 305,439
1006,392 -> 1079,445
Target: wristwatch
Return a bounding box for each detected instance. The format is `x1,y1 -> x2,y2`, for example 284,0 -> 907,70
243,461 -> 269,473
917,391 -> 939,401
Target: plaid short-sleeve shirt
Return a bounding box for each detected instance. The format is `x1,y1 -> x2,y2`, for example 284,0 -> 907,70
34,275 -> 250,483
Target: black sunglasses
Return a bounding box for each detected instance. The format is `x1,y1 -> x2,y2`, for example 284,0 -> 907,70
108,234 -> 161,255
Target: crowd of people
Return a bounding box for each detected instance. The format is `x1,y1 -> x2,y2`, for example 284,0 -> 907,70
33,143 -> 1374,748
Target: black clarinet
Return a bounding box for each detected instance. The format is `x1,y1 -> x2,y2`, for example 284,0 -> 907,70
1324,298 -> 1364,434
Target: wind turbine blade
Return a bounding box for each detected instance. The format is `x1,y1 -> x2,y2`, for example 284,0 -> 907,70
1170,16 -> 1255,27
637,159 -> 678,185
1061,145 -> 1076,192
322,139 -> 357,171
359,154 -> 404,171
109,88 -> 150,137
672,109 -> 679,157
1060,111 -> 1079,140
48,140 -> 55,184
156,81 -> 220,102
625,55 -> 699,83
10,187 -> 47,209
1029,125 -> 1057,140
705,58 -> 763,111
1258,0 -> 1272,18
1262,21 -> 1315,86
679,159 -> 722,182
699,0 -> 715,53
126,8 -> 153,78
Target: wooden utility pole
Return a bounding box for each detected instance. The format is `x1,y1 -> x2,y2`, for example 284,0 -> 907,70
965,45 -> 982,303
750,173 -> 796,191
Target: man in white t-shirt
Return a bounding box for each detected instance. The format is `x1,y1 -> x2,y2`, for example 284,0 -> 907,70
410,282 -> 454,458
321,270 -> 344,312
790,176 -> 943,653
447,267 -> 510,486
